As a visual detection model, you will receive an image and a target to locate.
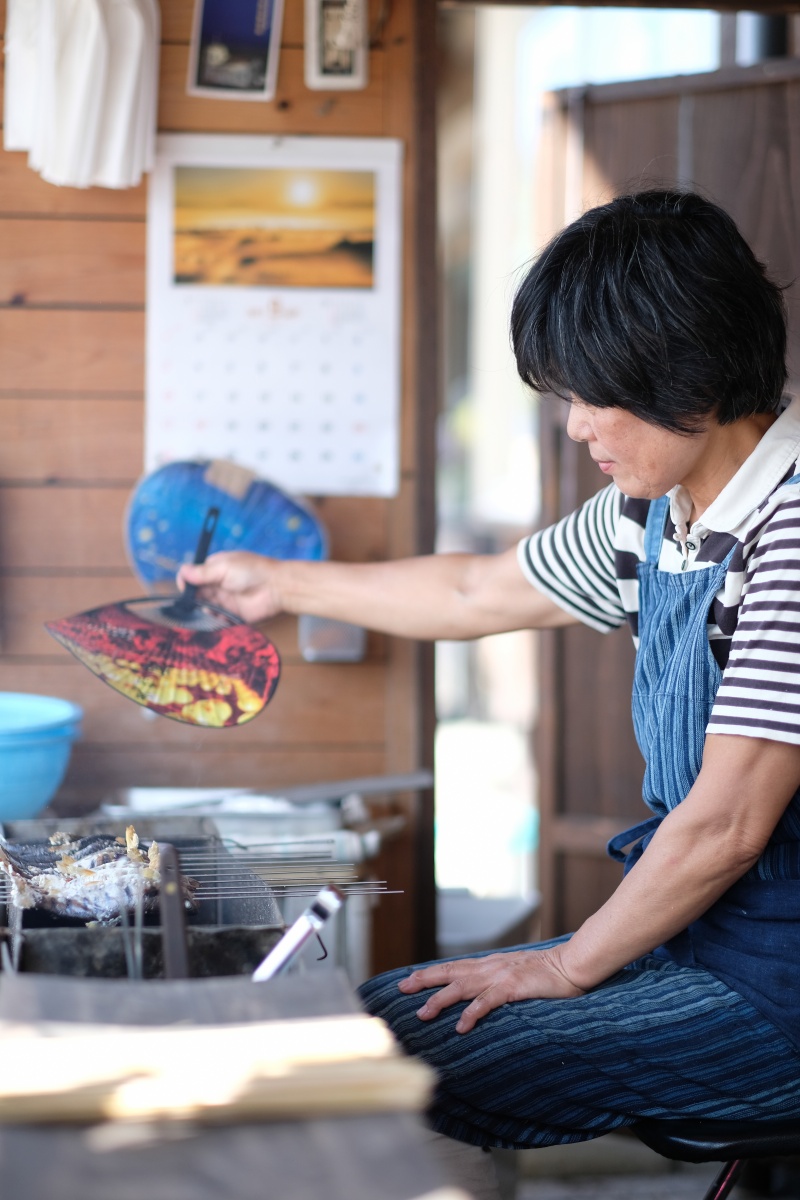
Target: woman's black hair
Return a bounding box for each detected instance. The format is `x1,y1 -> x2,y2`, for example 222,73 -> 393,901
510,189 -> 788,432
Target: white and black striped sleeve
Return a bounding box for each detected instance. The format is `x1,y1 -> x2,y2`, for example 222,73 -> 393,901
709,487 -> 800,744
517,484 -> 626,633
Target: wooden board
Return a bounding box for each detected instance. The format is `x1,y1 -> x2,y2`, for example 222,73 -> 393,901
0,972 -> 457,1200
0,310 -> 145,393
0,659 -> 388,745
0,220 -> 145,307
0,970 -> 363,1022
0,1015 -> 434,1123
0,399 -> 144,482
157,46 -> 386,136
0,151 -> 147,217
57,746 -> 391,804
0,488 -> 389,565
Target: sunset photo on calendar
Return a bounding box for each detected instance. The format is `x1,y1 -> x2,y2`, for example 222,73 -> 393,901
173,165 -> 376,288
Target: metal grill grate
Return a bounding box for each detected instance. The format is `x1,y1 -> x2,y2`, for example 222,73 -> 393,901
0,847 -> 394,906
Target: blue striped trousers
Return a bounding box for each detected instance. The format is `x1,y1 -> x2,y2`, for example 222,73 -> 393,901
358,938 -> 800,1150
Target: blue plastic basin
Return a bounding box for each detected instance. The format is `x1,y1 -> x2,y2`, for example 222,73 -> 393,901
0,693 -> 83,820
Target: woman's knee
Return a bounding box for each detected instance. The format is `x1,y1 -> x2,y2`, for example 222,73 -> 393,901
358,963 -> 410,1018
357,963 -> 446,1058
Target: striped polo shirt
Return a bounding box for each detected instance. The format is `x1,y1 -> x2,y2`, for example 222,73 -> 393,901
518,396 -> 800,746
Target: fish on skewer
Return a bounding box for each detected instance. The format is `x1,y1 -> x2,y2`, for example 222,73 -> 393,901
0,825 -> 198,924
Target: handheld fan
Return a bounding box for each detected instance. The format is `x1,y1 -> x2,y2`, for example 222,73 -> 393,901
45,509 -> 281,729
125,459 -> 328,593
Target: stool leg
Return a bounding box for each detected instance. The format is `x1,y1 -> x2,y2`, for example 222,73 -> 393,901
703,1158 -> 744,1200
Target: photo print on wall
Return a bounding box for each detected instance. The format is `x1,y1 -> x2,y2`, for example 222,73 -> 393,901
187,0 -> 286,101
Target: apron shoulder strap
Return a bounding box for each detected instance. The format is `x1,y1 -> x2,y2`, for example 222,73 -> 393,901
643,496 -> 670,565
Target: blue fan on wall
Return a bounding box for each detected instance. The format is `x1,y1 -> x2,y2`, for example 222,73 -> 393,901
125,460 -> 328,592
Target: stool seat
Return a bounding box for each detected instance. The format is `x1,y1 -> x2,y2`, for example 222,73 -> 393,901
634,1117 -> 800,1164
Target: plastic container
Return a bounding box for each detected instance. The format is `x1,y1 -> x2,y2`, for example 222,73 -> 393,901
0,693 -> 83,820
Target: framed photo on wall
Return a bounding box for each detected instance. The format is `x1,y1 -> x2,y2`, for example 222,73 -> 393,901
187,0 -> 285,101
146,133 -> 404,497
304,0 -> 369,91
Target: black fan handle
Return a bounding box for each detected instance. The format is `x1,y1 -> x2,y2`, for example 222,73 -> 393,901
174,506 -> 220,613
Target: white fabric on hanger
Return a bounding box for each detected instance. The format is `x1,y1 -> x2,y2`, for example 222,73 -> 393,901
35,0 -> 109,188
3,0 -> 43,152
92,0 -> 144,188
27,2 -> 58,174
5,0 -> 160,189
131,0 -> 161,180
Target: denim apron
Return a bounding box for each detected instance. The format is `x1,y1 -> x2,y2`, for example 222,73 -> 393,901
607,492 -> 800,1047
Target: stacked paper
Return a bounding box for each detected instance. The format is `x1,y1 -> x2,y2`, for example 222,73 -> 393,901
3,0 -> 160,189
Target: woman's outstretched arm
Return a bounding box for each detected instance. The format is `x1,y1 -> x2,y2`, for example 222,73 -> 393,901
178,545 -> 577,641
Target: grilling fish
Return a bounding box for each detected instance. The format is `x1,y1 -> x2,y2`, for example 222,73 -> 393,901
0,825 -> 198,924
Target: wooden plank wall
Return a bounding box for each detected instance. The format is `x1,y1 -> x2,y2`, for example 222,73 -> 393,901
534,60 -> 800,937
0,0 -> 438,970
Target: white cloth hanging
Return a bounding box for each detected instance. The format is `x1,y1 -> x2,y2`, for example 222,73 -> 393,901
32,0 -> 109,187
3,0 -> 41,151
3,0 -> 160,189
133,0 -> 161,179
92,0 -> 143,188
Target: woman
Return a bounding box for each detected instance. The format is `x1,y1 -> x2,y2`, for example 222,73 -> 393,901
180,191 -> 800,1190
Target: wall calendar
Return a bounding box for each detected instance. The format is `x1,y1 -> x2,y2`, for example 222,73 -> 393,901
145,133 -> 404,496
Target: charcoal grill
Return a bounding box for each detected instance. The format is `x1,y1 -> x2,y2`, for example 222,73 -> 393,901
0,814 -> 391,981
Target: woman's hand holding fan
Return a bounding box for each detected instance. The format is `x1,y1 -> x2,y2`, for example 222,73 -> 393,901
177,550 -> 285,625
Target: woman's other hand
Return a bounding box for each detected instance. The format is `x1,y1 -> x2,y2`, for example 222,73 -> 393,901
397,946 -> 585,1033
177,551 -> 283,623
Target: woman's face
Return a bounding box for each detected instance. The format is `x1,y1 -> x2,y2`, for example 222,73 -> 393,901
565,398 -> 710,500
